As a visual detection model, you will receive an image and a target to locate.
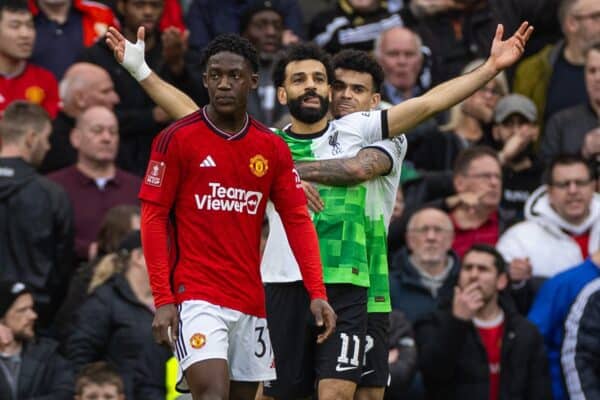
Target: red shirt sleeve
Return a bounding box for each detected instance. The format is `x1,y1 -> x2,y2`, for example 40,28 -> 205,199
270,137 -> 327,301
139,128 -> 182,207
138,127 -> 184,308
141,201 -> 176,308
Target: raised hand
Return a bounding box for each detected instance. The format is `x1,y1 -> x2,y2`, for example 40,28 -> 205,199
489,22 -> 534,71
106,26 -> 151,81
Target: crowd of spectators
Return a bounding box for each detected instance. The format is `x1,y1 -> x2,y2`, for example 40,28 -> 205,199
0,0 -> 599,399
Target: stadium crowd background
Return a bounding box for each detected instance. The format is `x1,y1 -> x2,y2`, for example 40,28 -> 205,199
0,0 -> 600,398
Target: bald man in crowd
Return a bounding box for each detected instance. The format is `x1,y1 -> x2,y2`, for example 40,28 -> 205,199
48,106 -> 139,262
40,62 -> 120,173
389,207 -> 460,323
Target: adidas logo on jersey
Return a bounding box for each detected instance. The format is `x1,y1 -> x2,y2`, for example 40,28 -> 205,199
200,155 -> 216,167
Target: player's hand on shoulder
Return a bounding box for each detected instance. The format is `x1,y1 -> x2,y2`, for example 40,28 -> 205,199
310,299 -> 337,343
152,303 -> 179,349
301,180 -> 324,213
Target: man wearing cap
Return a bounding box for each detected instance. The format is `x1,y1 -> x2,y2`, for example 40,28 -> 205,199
0,281 -> 74,400
492,93 -> 544,221
240,0 -> 289,126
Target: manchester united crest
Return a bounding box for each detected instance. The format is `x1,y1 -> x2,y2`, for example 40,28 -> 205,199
24,86 -> 45,104
249,154 -> 269,177
190,333 -> 206,349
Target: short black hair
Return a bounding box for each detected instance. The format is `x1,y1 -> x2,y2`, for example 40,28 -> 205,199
543,153 -> 593,185
453,145 -> 500,176
463,243 -> 506,274
332,49 -> 384,93
200,33 -> 259,73
272,42 -> 334,88
0,0 -> 29,17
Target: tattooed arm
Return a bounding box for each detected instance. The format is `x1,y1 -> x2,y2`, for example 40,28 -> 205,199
296,147 -> 392,186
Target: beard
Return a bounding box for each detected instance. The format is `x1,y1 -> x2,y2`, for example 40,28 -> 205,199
287,90 -> 329,124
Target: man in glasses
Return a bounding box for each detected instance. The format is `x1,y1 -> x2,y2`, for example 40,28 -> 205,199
498,154 -> 600,309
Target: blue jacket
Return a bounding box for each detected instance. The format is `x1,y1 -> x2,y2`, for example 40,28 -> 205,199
528,257 -> 600,400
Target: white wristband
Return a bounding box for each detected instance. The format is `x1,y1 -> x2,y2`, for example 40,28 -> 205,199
123,38 -> 152,81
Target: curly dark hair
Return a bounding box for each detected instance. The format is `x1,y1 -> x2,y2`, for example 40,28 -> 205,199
200,33 -> 259,73
332,49 -> 384,93
272,43 -> 334,88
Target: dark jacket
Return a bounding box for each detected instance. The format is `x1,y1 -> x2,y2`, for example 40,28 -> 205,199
389,247 -> 460,323
415,297 -> 552,400
540,102 -> 599,167
387,310 -> 418,399
186,0 -> 305,56
39,111 -> 77,174
65,273 -> 155,400
0,157 -> 74,327
134,341 -> 173,400
561,277 -> 600,400
0,337 -> 74,400
79,38 -> 208,175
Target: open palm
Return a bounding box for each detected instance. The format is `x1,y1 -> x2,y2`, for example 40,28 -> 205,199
489,22 -> 534,71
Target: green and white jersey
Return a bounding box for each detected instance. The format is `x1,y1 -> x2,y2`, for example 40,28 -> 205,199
362,137 -> 405,312
260,110 -> 406,311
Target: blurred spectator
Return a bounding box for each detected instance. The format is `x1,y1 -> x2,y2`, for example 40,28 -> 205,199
388,146 -> 504,256
48,106 -> 140,262
186,0 -> 305,56
410,0 -> 498,85
0,280 -> 74,399
74,361 -> 125,400
528,251 -> 600,400
309,0 -> 404,54
240,1 -> 288,126
492,94 -> 544,221
54,205 -> 140,343
0,0 -> 59,118
497,155 -> 600,309
407,59 -> 508,172
389,207 -> 459,323
374,26 -> 429,105
513,0 -> 600,125
29,0 -> 118,79
134,339 -> 186,400
40,62 -> 120,174
415,244 -> 552,400
65,230 -> 154,400
541,42 -> 600,166
79,0 -> 207,175
390,185 -> 404,224
561,276 -> 600,399
437,146 -> 504,257
0,101 -> 73,329
92,0 -> 185,33
385,310 -> 418,400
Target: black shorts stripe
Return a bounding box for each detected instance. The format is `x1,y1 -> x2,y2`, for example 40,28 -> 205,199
156,111 -> 203,154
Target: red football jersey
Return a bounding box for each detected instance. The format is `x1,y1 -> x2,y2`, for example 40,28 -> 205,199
475,314 -> 505,400
140,108 -> 309,317
0,63 -> 59,118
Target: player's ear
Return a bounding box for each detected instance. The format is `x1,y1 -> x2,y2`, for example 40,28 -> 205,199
277,86 -> 288,106
202,72 -> 208,89
250,73 -> 259,90
70,128 -> 81,150
370,93 -> 381,109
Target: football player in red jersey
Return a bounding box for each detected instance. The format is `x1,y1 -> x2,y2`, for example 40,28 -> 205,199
133,33 -> 336,400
